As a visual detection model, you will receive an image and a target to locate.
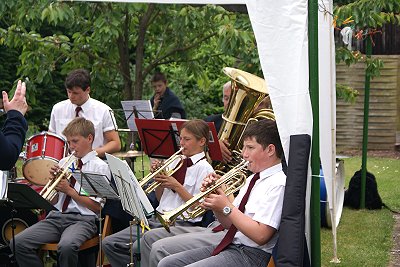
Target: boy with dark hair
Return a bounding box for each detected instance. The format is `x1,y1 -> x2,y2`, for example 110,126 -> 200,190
150,72 -> 186,119
11,117 -> 111,267
49,68 -> 121,158
158,119 -> 285,267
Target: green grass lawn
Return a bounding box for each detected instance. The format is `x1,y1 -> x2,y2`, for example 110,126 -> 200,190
14,154 -> 399,266
321,156 -> 400,267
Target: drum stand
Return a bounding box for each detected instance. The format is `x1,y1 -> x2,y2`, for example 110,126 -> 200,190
128,217 -> 141,267
0,198 -> 17,266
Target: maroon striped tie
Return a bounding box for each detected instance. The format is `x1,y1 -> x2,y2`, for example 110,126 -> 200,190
75,106 -> 82,117
211,172 -> 260,255
61,159 -> 83,212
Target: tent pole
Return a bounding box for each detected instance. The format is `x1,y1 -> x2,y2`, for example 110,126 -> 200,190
360,36 -> 372,209
309,0 -> 321,265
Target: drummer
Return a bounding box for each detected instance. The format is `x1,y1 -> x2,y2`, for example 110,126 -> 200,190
49,69 -> 121,158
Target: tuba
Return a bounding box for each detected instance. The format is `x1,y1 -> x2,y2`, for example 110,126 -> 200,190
215,67 -> 275,172
139,148 -> 185,195
39,152 -> 78,202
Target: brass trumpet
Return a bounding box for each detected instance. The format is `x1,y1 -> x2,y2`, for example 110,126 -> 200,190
39,152 -> 77,202
156,159 -> 249,232
139,148 -> 185,194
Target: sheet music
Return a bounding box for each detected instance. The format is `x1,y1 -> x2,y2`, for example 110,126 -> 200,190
121,100 -> 154,131
72,172 -> 119,200
106,153 -> 154,222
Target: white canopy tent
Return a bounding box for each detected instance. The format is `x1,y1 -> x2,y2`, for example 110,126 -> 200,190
74,0 -> 340,265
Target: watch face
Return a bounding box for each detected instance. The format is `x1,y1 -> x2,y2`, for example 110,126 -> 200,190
223,206 -> 231,216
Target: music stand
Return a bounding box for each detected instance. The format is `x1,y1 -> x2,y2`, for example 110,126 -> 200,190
121,100 -> 154,132
106,153 -> 153,267
1,182 -> 55,266
135,118 -> 223,161
72,171 -> 119,267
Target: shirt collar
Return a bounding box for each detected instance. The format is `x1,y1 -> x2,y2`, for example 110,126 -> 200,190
257,163 -> 283,180
188,151 -> 206,165
80,150 -> 97,165
72,96 -> 91,113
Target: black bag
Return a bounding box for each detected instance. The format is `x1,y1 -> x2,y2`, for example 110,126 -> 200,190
344,170 -> 383,210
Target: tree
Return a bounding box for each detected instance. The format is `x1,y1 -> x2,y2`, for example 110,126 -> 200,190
0,1 -> 259,125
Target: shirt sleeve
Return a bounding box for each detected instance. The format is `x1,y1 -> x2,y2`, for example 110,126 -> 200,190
102,106 -> 117,133
252,184 -> 285,230
48,106 -> 56,132
0,110 -> 28,170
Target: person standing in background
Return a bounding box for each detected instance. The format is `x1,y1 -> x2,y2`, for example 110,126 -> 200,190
150,72 -> 186,119
49,69 -> 121,158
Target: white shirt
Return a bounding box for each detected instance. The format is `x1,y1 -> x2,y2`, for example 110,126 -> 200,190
49,97 -> 117,150
232,163 -> 286,253
156,151 -> 214,223
54,150 -> 112,216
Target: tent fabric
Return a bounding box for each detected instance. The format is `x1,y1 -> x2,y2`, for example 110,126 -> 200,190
246,0 -> 313,161
276,134 -> 311,267
246,0 -> 313,261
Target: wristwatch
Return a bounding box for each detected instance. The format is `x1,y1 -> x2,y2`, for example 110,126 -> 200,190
222,206 -> 232,216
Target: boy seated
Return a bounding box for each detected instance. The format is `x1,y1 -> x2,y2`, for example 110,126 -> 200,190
158,119 -> 286,267
10,117 -> 111,267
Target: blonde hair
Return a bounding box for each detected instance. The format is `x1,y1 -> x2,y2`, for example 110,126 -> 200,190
62,117 -> 95,140
181,119 -> 211,162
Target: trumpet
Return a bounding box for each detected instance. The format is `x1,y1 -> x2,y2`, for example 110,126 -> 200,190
156,159 -> 249,232
139,148 -> 185,194
39,152 -> 78,202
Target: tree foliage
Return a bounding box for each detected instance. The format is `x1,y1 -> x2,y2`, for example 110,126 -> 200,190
333,0 -> 400,100
0,1 -> 259,127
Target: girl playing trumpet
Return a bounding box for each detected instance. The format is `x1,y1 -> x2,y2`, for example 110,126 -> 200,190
103,119 -> 214,267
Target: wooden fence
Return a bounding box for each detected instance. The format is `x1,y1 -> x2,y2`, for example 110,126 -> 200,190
336,55 -> 400,151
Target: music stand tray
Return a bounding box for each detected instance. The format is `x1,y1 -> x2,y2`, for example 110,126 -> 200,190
135,118 -> 222,161
106,153 -> 153,219
72,172 -> 120,200
5,183 -> 55,211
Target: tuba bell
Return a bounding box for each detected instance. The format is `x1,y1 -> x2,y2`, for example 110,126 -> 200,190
215,67 -> 275,172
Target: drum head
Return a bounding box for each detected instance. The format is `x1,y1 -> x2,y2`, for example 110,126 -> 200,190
0,207 -> 38,245
22,158 -> 58,186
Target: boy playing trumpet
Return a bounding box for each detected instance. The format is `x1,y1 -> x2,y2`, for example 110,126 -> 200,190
10,117 -> 111,267
149,119 -> 285,267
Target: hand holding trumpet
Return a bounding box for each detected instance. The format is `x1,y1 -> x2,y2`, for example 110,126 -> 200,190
48,164 -> 74,194
199,173 -> 231,211
151,159 -> 182,191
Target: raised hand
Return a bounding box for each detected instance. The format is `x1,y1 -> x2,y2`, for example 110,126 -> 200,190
2,80 -> 28,115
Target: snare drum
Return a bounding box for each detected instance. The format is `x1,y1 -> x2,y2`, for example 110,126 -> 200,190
22,132 -> 68,186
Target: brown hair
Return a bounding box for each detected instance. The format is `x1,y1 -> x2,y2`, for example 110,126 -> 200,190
180,119 -> 211,162
242,119 -> 283,159
151,72 -> 167,83
62,117 -> 95,140
65,69 -> 91,91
